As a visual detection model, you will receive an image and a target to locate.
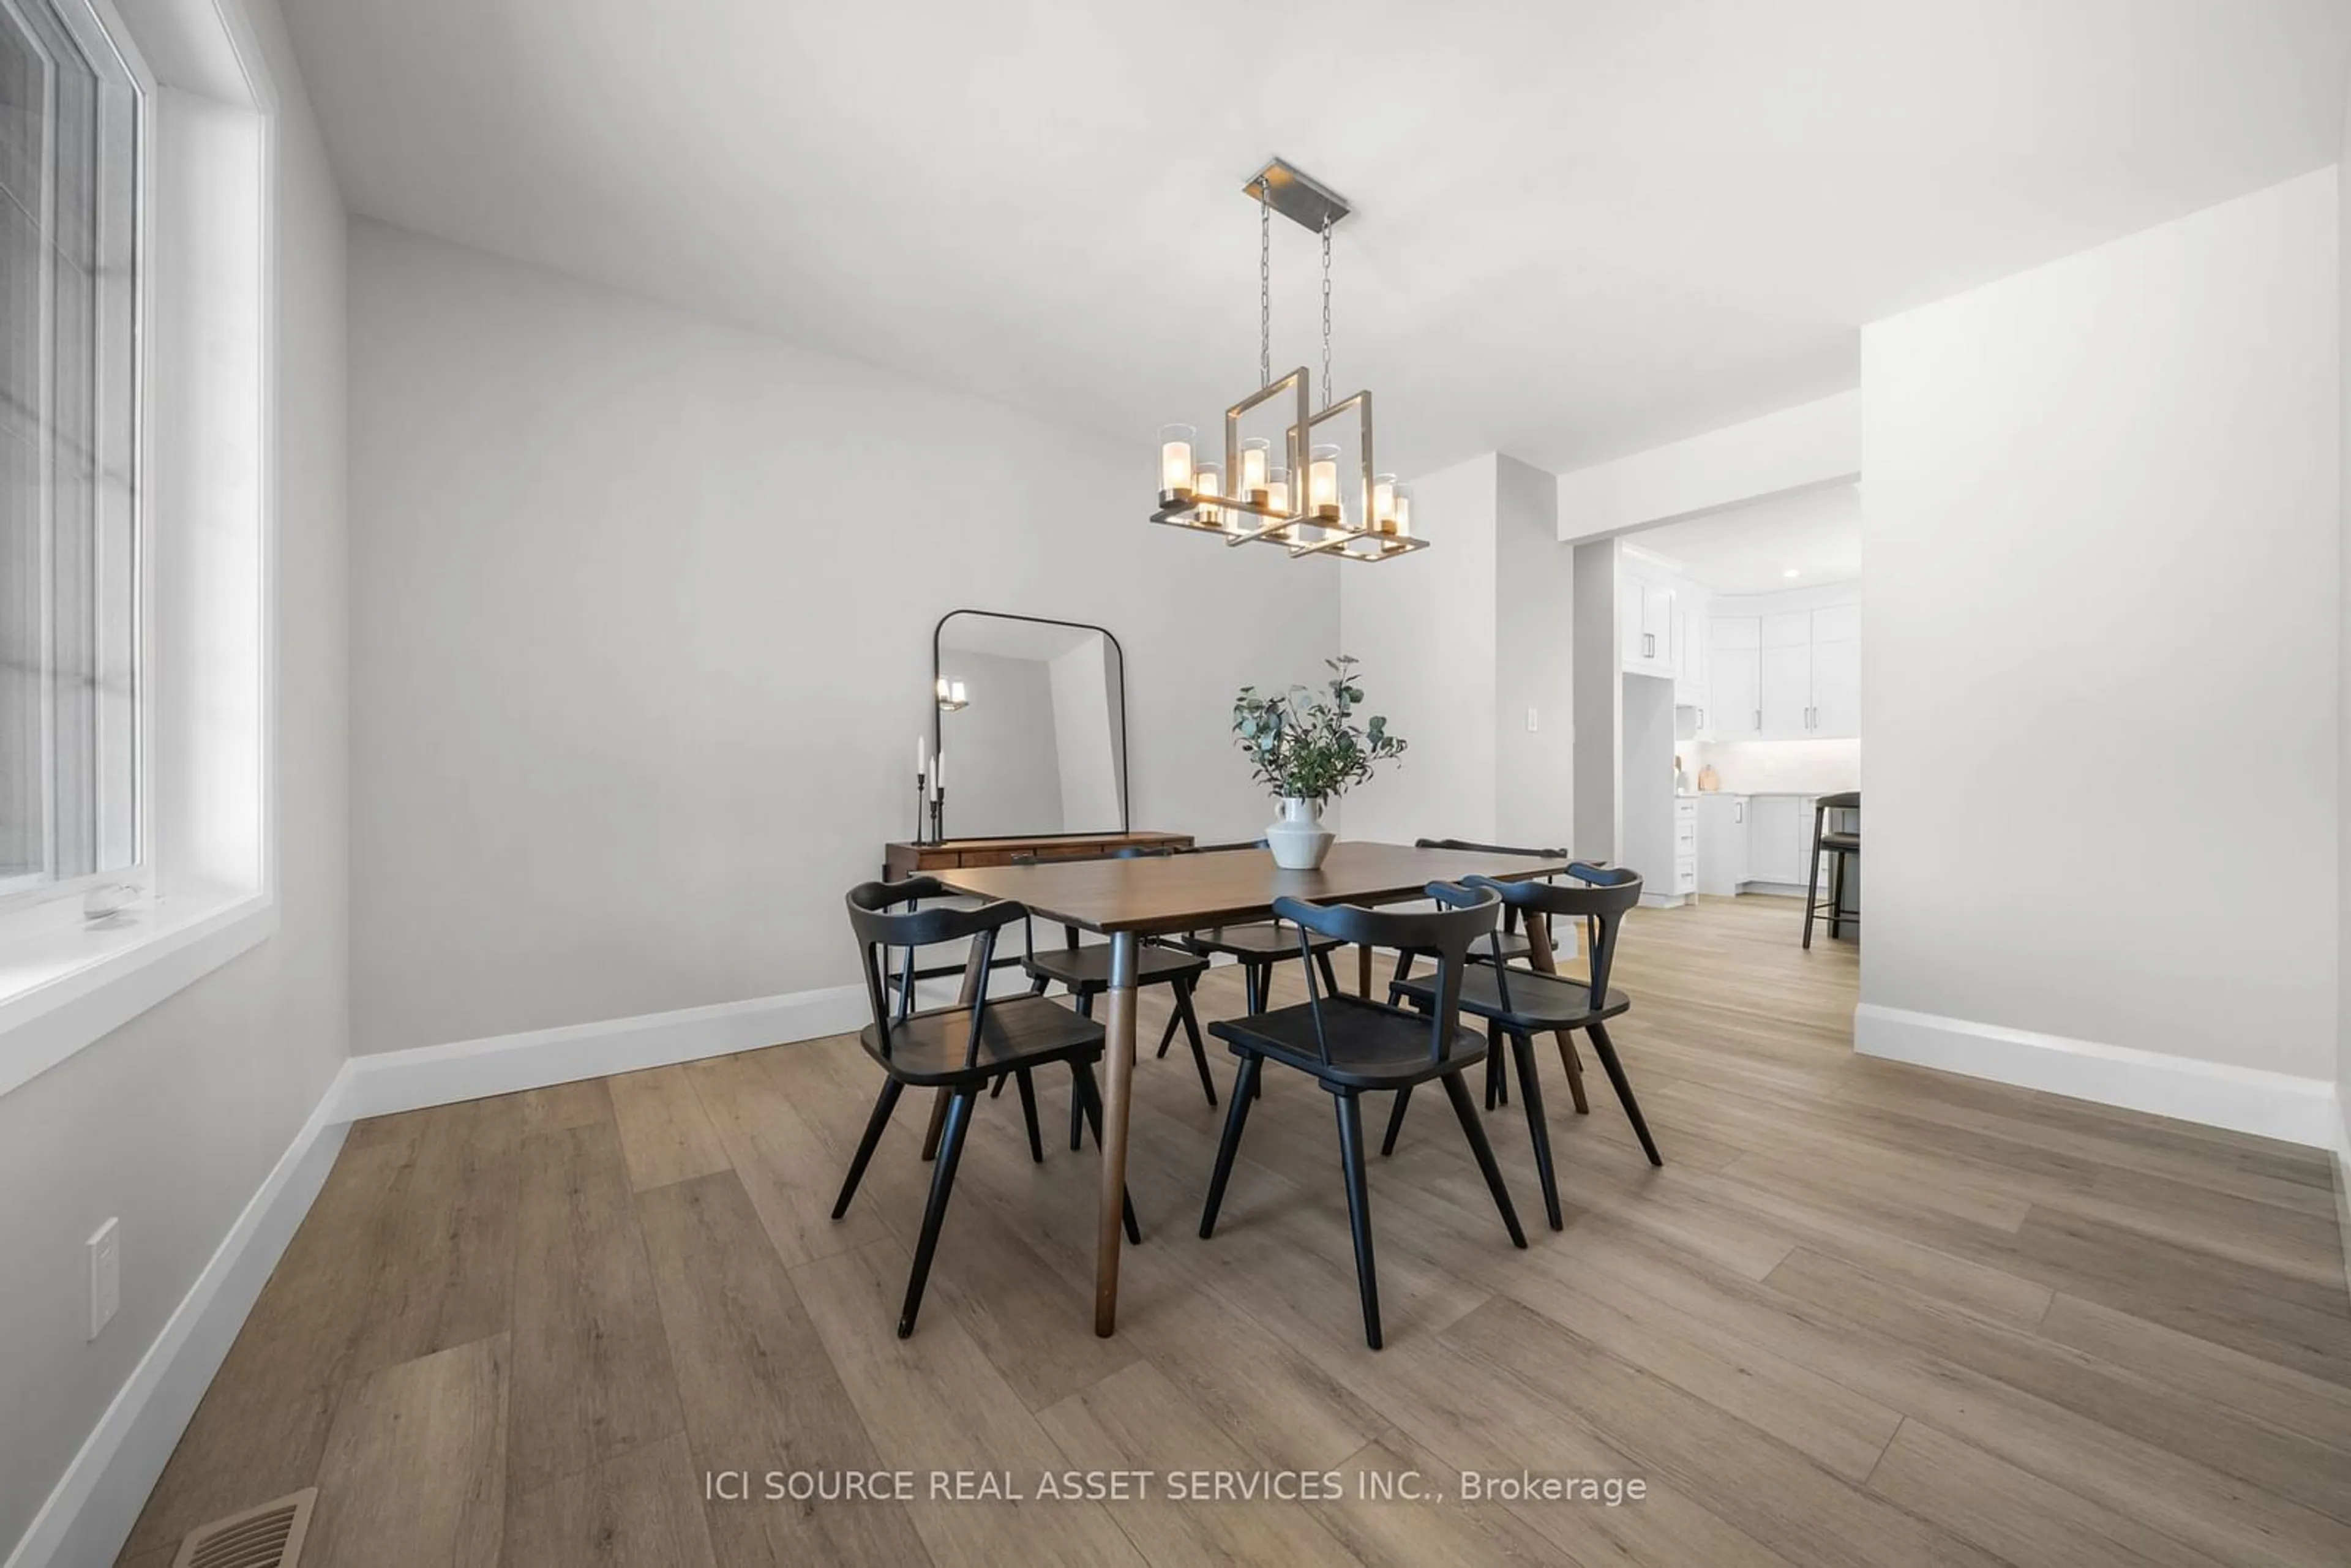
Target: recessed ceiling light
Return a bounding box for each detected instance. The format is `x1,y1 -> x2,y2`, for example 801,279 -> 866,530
1783,568 -> 1801,578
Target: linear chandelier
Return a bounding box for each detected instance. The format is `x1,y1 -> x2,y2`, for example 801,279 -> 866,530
1150,159 -> 1426,563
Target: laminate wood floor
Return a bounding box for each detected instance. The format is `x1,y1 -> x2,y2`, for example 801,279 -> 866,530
120,895 -> 2351,1567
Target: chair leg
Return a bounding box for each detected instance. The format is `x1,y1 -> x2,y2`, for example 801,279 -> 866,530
1071,1062 -> 1142,1244
1068,988 -> 1097,1153
1802,816 -> 1823,950
1030,973 -> 1049,997
1199,1052 -> 1264,1238
1483,1023 -> 1510,1110
1379,1084 -> 1412,1157
898,1086 -> 975,1337
989,1074 -> 1007,1098
1333,1092 -> 1382,1351
1587,1023 -> 1662,1166
1510,1031 -> 1563,1231
1152,1001 -> 1185,1062
1172,978 -> 1217,1108
1014,1068 -> 1044,1164
1243,966 -> 1267,1100
920,1089 -> 950,1161
831,1077 -> 905,1218
1555,1032 -> 1591,1115
1439,1070 -> 1528,1248
1830,850 -> 1846,940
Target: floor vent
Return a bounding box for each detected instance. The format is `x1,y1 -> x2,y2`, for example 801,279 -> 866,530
171,1487 -> 316,1568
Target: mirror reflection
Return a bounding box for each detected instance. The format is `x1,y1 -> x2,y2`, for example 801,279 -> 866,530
933,612 -> 1127,839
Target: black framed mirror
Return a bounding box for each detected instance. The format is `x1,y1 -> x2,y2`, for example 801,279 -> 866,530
931,610 -> 1129,840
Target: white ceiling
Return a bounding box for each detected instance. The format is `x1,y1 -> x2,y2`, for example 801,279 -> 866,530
283,1 -> 2351,478
1629,481 -> 1862,596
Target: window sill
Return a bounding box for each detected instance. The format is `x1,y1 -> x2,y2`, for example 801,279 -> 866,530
0,891 -> 277,1098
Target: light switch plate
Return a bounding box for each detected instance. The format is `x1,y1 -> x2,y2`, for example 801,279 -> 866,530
1525,707 -> 1539,732
88,1218 -> 119,1341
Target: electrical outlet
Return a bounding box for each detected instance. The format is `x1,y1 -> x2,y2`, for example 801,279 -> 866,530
88,1218 -> 119,1341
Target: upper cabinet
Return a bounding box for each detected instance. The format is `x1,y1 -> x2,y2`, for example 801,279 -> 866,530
1706,594 -> 1860,740
1619,561 -> 1709,700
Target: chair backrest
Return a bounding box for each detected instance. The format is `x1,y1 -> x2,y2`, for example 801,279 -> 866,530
1414,837 -> 1568,859
1412,838 -> 1569,932
1464,862 -> 1642,1005
1273,883 -> 1499,1067
844,876 -> 1026,1065
1179,839 -> 1269,854
1817,791 -> 1860,811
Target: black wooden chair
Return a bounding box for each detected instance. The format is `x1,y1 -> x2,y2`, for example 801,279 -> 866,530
1396,839 -> 1586,1117
1173,840 -> 1346,1011
1199,883 -> 1527,1349
1388,864 -> 1656,1232
1412,839 -> 1565,969
836,877 -> 1137,1338
1011,846 -> 1217,1144
1802,791 -> 1861,950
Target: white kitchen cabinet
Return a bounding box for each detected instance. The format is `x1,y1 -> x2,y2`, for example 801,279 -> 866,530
1708,617 -> 1761,740
1744,795 -> 1806,884
1695,793 -> 1748,894
1674,598 -> 1708,707
1809,633 -> 1861,738
1712,597 -> 1862,739
1620,568 -> 1682,678
1760,643 -> 1812,738
1643,585 -> 1677,672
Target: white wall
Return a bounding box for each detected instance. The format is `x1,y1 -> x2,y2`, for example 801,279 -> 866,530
1336,453 -> 1501,846
1557,391 -> 1862,543
2336,80 -> 2351,1221
1493,455 -> 1573,850
1860,171 -> 2339,1120
0,0 -> 348,1553
346,223 -> 1339,1053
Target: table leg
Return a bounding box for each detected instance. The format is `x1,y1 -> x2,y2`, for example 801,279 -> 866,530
1095,931 -> 1139,1335
1357,944 -> 1374,999
923,923 -> 997,1161
1520,912 -> 1591,1115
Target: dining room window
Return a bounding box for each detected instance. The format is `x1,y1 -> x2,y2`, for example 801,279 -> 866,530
1,0 -> 143,910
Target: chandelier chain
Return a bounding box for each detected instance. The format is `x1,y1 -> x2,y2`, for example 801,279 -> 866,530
1320,218 -> 1333,411
1259,179 -> 1272,390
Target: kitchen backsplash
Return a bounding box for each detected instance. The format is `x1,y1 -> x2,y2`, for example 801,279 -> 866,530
1688,739 -> 1862,795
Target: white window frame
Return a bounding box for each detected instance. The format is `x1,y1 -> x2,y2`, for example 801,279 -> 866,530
0,0 -> 280,1099
0,0 -> 156,939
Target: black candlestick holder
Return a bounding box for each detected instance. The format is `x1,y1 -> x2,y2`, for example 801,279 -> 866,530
928,789 -> 947,846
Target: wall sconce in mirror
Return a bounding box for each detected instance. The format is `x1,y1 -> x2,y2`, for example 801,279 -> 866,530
934,677 -> 970,713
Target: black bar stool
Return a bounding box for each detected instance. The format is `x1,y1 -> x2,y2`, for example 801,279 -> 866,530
1199,882 -> 1527,1350
1802,791 -> 1861,950
836,876 -> 1138,1338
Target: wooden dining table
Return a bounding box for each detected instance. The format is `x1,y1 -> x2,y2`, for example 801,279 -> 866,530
935,839 -> 1578,1336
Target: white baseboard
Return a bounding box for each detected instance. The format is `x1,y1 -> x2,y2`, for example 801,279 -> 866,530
341,982 -> 873,1120
5,1072 -> 350,1568
1853,1002 -> 2339,1148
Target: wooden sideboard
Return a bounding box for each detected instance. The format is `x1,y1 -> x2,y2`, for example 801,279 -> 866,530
883,830 -> 1194,882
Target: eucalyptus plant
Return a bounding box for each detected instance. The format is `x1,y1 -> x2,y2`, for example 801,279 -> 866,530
1231,655 -> 1408,802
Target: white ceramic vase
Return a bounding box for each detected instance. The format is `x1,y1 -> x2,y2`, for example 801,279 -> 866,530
1265,796 -> 1335,870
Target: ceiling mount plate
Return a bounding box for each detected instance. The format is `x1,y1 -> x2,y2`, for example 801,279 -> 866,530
1245,159 -> 1350,233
